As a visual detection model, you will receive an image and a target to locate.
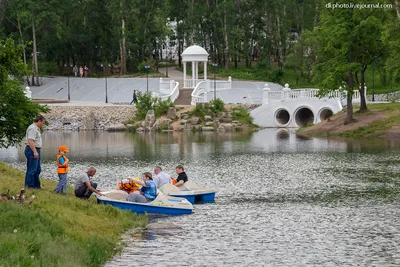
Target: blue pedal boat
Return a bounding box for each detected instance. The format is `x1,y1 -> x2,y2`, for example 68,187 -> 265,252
96,190 -> 193,215
160,182 -> 217,204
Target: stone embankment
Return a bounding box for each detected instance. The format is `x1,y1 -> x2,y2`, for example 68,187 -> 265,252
45,105 -> 136,131
44,104 -> 260,132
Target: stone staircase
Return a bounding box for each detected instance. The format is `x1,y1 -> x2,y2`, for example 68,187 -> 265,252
172,79 -> 192,105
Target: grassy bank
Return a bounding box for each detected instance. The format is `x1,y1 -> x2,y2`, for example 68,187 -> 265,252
0,162 -> 147,267
298,103 -> 400,138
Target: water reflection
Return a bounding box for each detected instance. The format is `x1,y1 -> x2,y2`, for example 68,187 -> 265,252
1,129 -> 400,266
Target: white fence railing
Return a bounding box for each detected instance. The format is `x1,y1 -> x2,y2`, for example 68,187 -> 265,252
191,81 -> 208,105
159,78 -> 180,102
262,83 -> 364,104
206,77 -> 232,92
184,79 -> 205,89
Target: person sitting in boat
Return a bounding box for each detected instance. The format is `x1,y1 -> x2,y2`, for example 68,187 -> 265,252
174,165 -> 188,187
126,172 -> 157,203
153,166 -> 171,188
116,177 -> 141,194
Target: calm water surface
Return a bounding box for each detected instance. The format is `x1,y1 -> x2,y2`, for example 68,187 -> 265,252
1,129 -> 400,267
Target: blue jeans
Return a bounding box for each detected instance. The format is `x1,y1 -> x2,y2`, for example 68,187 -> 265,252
54,173 -> 68,194
75,182 -> 97,199
24,146 -> 41,188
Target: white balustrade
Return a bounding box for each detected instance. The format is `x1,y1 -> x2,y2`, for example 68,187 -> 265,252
184,79 -> 205,89
159,78 -> 180,102
191,81 -> 207,105
262,83 -> 367,104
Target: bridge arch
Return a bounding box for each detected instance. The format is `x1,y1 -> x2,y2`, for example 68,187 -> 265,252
274,108 -> 291,127
318,108 -> 333,121
294,106 -> 315,127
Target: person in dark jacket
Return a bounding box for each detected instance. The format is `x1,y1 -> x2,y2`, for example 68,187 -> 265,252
175,165 -> 188,187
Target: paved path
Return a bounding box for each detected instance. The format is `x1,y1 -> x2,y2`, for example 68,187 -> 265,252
27,71 -> 283,105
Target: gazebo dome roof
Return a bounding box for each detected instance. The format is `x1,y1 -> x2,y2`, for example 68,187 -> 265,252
182,45 -> 209,62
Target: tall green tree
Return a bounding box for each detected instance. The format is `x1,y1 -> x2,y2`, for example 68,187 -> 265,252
0,37 -> 49,148
312,1 -> 387,123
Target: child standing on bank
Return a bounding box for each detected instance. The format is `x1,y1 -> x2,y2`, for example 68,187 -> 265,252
54,145 -> 70,195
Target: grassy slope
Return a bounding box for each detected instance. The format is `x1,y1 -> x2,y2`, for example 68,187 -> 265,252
0,162 -> 147,267
298,103 -> 400,138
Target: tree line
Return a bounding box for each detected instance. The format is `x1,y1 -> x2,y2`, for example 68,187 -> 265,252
1,0 -> 400,122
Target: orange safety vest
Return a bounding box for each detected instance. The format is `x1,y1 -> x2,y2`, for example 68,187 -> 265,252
119,179 -> 139,194
56,154 -> 69,174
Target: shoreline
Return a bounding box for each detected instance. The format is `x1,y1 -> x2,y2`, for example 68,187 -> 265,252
42,103 -> 260,133
0,162 -> 147,266
297,103 -> 400,139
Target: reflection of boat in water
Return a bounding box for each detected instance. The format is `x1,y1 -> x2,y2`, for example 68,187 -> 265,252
160,181 -> 216,204
96,190 -> 193,215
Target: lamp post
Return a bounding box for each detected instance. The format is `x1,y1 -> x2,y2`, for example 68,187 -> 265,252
67,76 -> 70,101
105,77 -> 108,103
165,41 -> 169,78
212,63 -> 218,100
144,65 -> 150,93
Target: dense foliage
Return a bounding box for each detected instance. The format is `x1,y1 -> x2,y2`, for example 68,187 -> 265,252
1,0 -> 400,122
135,91 -> 175,120
0,37 -> 49,148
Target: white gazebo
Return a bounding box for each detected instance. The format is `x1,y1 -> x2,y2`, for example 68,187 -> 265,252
182,45 -> 209,89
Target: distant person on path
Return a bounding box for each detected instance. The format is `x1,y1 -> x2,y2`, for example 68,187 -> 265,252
126,172 -> 157,203
24,115 -> 46,189
174,165 -> 188,187
130,90 -> 138,105
74,167 -> 103,199
79,66 -> 83,78
83,65 -> 89,77
54,145 -> 69,195
73,65 -> 78,77
153,166 -> 171,188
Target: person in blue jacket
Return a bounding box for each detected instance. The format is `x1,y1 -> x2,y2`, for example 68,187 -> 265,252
126,172 -> 157,203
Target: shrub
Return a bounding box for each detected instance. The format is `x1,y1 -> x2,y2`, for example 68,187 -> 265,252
209,98 -> 225,114
269,68 -> 284,83
135,92 -> 175,120
137,59 -> 157,73
154,97 -> 174,118
189,105 -> 206,118
135,92 -> 154,120
232,106 -> 254,124
38,61 -> 58,75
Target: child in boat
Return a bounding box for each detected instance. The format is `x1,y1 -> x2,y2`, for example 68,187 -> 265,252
54,145 -> 69,195
174,165 -> 188,187
126,172 -> 157,203
117,177 -> 141,194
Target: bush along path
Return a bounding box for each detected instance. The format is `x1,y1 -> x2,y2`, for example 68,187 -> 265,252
0,162 -> 147,267
124,96 -> 260,133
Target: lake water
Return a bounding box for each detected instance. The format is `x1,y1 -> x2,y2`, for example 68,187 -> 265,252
1,129 -> 400,266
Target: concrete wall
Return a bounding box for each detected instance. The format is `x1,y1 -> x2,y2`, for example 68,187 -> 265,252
250,98 -> 342,128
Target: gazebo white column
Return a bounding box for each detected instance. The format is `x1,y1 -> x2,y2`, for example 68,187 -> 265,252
183,62 -> 186,82
192,61 -> 195,88
204,61 -> 207,80
181,45 -> 209,89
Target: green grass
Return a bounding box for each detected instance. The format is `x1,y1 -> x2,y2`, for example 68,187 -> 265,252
0,162 -> 147,267
339,113 -> 400,138
301,103 -> 400,138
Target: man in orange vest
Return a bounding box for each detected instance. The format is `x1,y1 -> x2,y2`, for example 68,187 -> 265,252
54,145 -> 69,195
